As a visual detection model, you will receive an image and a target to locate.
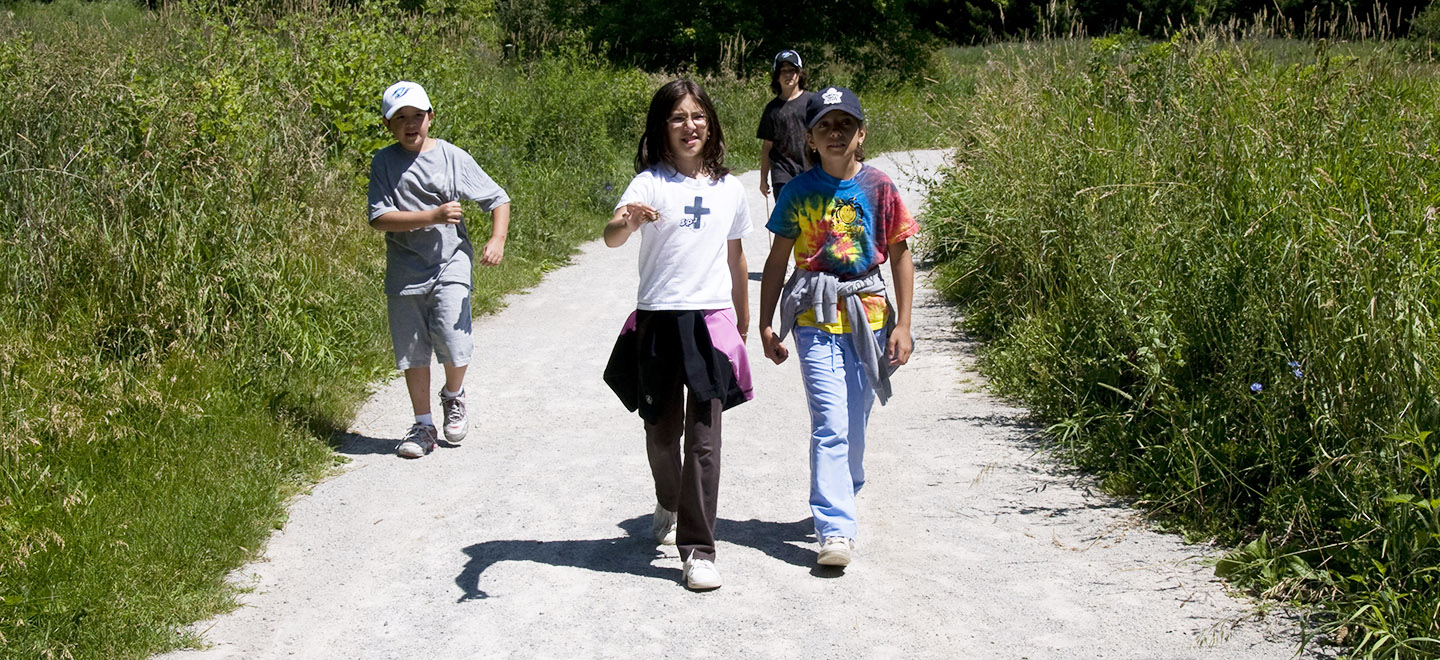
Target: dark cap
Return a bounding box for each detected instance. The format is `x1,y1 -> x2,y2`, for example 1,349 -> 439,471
805,86 -> 864,128
773,49 -> 803,71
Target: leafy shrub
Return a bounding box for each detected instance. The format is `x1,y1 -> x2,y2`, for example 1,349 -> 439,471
1411,0 -> 1440,40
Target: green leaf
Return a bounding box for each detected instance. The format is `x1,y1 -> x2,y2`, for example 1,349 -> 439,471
1095,381 -> 1135,401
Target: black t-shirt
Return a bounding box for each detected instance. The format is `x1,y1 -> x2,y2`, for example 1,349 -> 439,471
756,90 -> 814,186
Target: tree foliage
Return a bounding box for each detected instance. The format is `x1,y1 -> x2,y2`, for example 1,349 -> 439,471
492,0 -> 1436,85
494,0 -> 942,87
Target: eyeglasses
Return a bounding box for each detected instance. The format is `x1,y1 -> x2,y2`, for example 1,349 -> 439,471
667,114 -> 708,128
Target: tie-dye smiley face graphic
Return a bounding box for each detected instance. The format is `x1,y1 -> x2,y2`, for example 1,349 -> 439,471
812,197 -> 865,269
829,197 -> 861,231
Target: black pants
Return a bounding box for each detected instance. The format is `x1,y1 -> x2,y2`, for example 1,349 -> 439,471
645,373 -> 722,562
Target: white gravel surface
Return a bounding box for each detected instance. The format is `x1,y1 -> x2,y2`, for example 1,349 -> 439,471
156,150 -> 1318,659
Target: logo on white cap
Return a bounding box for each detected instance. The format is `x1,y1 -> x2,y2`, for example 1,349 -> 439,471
382,80 -> 433,119
822,87 -> 843,105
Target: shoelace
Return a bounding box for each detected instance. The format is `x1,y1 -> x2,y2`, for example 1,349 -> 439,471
406,424 -> 434,444
444,399 -> 465,425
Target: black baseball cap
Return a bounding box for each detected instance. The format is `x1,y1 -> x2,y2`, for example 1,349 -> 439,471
773,49 -> 803,70
805,86 -> 864,128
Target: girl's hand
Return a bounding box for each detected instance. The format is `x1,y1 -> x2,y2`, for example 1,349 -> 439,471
623,202 -> 659,230
761,327 -> 788,365
603,202 -> 656,247
759,180 -> 771,197
887,325 -> 913,366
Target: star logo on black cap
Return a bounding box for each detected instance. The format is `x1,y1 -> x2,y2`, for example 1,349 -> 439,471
822,88 -> 843,104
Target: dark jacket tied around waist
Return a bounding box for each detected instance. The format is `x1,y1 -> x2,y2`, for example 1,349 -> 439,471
604,309 -> 751,424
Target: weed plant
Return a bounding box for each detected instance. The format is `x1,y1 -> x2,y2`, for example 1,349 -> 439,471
0,1 -> 956,657
925,34 -> 1440,657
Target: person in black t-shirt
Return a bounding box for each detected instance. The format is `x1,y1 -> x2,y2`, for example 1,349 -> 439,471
756,49 -> 814,202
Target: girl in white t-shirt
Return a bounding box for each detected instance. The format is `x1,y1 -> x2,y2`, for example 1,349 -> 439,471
602,79 -> 752,592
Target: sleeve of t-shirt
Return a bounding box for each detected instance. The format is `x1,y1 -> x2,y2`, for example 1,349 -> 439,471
367,150 -> 398,221
877,174 -> 919,244
765,181 -> 801,239
614,171 -> 653,212
452,147 -> 511,212
728,179 -> 753,240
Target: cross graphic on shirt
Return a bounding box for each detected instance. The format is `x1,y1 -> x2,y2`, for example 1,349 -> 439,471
681,196 -> 709,229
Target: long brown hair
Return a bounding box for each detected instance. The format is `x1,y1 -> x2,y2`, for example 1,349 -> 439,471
634,79 -> 730,181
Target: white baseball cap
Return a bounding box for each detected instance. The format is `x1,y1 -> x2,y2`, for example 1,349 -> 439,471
381,81 -> 433,119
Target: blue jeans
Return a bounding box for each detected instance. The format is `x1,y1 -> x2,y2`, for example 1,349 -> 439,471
795,325 -> 883,541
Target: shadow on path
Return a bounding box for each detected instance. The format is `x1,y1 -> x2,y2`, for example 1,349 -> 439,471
331,431 -> 396,456
333,431 -> 468,456
716,517 -> 815,569
457,515 -> 850,600
719,517 -> 854,578
455,515 -> 674,601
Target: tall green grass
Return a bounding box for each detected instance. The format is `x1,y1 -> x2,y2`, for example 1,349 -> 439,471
925,34 -> 1440,657
0,2 -> 644,657
0,2 -> 959,657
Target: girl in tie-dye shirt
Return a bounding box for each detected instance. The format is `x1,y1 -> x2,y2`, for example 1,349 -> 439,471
768,165 -> 916,333
757,85 -> 917,570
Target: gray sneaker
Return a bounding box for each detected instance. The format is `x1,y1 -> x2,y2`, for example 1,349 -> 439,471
817,536 -> 853,567
396,423 -> 438,458
440,390 -> 467,444
652,504 -> 677,545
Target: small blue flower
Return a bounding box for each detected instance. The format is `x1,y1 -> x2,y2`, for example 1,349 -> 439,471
1288,361 -> 1303,378
1250,382 -> 1264,393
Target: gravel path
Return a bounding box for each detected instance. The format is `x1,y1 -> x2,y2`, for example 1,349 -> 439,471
157,150 -> 1316,659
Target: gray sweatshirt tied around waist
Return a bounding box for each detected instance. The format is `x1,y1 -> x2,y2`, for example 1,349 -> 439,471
776,267 -> 898,404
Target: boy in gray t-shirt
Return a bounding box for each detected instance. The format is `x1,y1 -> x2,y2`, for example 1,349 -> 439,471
367,80 -> 512,459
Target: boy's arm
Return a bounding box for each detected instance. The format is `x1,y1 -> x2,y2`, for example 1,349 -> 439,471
758,235 -> 795,365
370,203 -> 462,232
887,238 -> 914,366
603,203 -> 657,247
727,239 -> 749,341
479,202 -> 510,266
758,140 -> 774,197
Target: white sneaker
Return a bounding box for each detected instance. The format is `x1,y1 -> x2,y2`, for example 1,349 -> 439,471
683,555 -> 722,590
817,536 -> 853,567
440,390 -> 467,444
652,504 -> 677,545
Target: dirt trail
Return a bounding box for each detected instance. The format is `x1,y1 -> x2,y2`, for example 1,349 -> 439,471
157,150 -> 1314,659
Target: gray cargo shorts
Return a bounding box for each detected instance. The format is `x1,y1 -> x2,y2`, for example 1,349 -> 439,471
387,282 -> 473,370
